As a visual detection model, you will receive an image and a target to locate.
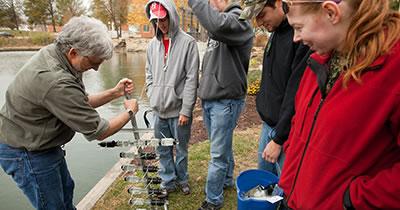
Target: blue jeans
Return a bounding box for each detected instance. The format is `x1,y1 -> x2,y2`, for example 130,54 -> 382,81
258,122 -> 285,176
202,99 -> 245,205
154,116 -> 191,189
0,143 -> 75,210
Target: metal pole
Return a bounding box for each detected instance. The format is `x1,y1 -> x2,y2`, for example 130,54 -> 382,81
124,86 -> 144,167
124,88 -> 140,140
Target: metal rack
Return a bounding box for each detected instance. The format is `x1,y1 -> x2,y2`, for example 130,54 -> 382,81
98,91 -> 176,210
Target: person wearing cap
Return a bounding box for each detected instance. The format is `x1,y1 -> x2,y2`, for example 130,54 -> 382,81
0,16 -> 139,210
187,0 -> 253,209
144,0 -> 199,195
240,0 -> 310,176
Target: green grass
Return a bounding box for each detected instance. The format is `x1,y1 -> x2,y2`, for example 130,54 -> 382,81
1,30 -> 50,37
0,30 -> 54,48
93,127 -> 260,210
30,32 -> 54,45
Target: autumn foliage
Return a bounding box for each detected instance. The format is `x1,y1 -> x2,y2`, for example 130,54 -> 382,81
128,0 -> 149,26
128,0 -> 191,26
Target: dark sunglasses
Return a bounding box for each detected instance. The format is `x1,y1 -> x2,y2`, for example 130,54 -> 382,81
282,0 -> 342,14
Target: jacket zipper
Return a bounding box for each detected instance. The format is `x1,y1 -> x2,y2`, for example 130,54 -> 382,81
298,89 -> 319,136
161,42 -> 166,111
286,96 -> 326,203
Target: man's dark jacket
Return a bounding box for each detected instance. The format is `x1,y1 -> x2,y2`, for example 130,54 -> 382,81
256,19 -> 311,145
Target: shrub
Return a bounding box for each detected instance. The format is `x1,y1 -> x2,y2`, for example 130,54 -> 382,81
0,31 -> 55,47
0,38 -> 8,46
247,70 -> 262,96
248,69 -> 261,84
30,32 -> 54,46
0,37 -> 19,47
248,79 -> 261,96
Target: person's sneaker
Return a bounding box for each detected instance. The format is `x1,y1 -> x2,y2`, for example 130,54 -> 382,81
198,200 -> 223,210
180,183 -> 191,195
161,186 -> 176,195
166,187 -> 176,193
223,183 -> 235,190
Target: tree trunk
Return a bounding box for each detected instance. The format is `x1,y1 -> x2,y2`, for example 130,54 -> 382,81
10,0 -> 19,30
48,0 -> 56,32
109,0 -> 119,38
43,21 -> 48,32
119,21 -> 122,38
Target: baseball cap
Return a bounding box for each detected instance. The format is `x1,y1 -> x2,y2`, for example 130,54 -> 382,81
239,0 -> 267,20
149,2 -> 167,21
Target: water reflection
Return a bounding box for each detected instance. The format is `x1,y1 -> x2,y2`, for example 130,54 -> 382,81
86,51 -> 147,101
0,50 -> 147,210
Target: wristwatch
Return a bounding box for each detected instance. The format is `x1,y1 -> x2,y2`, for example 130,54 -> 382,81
126,108 -> 134,117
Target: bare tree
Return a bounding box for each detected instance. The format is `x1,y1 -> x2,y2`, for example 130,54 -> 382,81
91,0 -> 110,28
56,0 -> 86,25
47,0 -> 57,32
24,0 -> 48,31
91,0 -> 129,38
116,0 -> 128,37
0,0 -> 23,30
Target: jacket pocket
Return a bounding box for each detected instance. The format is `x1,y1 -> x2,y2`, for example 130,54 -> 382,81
149,85 -> 161,112
198,74 -> 221,96
174,80 -> 184,99
163,86 -> 182,112
296,105 -> 310,138
149,85 -> 181,113
0,154 -> 25,188
214,74 -> 245,98
215,73 -> 231,89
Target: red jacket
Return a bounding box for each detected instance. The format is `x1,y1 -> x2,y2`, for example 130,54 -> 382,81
280,41 -> 400,210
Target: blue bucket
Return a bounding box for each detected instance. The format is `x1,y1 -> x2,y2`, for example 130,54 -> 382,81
236,169 -> 280,210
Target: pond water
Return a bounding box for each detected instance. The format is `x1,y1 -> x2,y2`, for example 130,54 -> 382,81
0,50 -> 148,210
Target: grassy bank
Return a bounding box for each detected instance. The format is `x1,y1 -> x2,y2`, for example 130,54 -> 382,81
0,30 -> 54,48
92,126 -> 260,210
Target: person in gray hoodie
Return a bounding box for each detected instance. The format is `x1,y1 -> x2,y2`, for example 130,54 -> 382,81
144,0 -> 199,195
188,0 -> 254,209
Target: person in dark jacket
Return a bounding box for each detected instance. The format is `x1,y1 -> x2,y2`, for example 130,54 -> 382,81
240,0 -> 310,175
280,0 -> 400,209
188,0 -> 254,209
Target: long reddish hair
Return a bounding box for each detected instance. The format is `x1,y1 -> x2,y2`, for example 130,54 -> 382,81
300,0 -> 400,85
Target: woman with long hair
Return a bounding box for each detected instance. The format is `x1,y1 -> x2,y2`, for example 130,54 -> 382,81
279,0 -> 400,209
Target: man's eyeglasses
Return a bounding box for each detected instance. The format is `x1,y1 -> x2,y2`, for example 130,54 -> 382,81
84,56 -> 103,69
282,0 -> 342,14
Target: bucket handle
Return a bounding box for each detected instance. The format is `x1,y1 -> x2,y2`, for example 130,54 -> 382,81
275,162 -> 282,178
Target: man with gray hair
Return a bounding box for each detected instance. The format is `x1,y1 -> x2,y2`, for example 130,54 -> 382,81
0,16 -> 138,210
